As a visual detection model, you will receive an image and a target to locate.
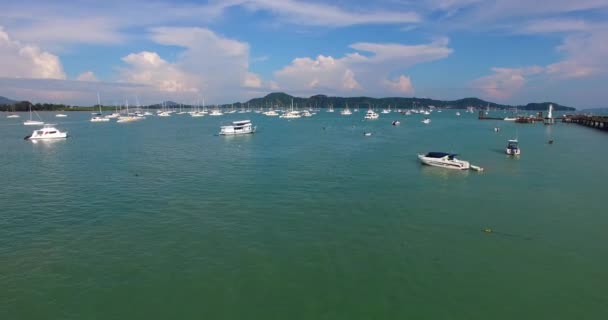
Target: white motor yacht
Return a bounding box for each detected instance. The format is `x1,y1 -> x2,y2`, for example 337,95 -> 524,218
209,108 -> 223,116
506,139 -> 521,155
280,111 -> 301,119
219,120 -> 256,135
263,110 -> 279,116
364,110 -> 379,120
418,152 -> 470,170
24,124 -> 68,140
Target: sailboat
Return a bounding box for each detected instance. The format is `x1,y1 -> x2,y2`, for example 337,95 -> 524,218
280,99 -> 301,118
340,103 -> 352,115
23,104 -> 44,126
91,93 -> 110,122
544,104 -> 555,125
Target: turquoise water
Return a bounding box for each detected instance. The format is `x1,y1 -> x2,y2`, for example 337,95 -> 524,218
1,111 -> 607,319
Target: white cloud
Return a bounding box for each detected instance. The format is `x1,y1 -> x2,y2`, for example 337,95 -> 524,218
244,72 -> 262,88
120,51 -> 200,93
0,26 -> 65,79
385,75 -> 415,94
227,0 -> 421,26
117,27 -> 266,103
76,71 -> 98,82
274,38 -> 451,96
546,29 -> 608,78
472,66 -> 543,100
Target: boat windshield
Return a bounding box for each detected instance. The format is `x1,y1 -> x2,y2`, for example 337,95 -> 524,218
426,152 -> 457,159
508,141 -> 518,148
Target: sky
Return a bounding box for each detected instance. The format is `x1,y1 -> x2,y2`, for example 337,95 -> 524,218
0,0 -> 607,108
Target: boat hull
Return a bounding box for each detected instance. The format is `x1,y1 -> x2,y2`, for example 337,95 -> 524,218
418,155 -> 470,170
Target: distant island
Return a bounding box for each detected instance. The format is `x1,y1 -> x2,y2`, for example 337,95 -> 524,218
0,92 -> 575,111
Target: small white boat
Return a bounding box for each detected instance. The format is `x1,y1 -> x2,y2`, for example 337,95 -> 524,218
381,109 -> 391,114
24,124 -> 67,140
340,105 -> 352,115
301,110 -> 313,117
280,111 -> 301,119
157,111 -> 171,117
263,110 -> 279,116
24,105 -> 44,126
24,120 -> 45,126
105,113 -> 121,119
392,120 -> 401,126
90,116 -> 110,122
418,152 -> 470,170
7,114 -> 20,118
364,110 -> 379,120
55,114 -> 68,118
504,117 -> 516,121
209,109 -> 223,116
191,111 -> 205,117
117,115 -> 140,123
506,139 -> 521,155
422,118 -> 431,124
219,120 -> 256,135
456,112 -> 461,116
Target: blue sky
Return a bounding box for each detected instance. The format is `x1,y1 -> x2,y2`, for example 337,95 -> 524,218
0,0 -> 607,108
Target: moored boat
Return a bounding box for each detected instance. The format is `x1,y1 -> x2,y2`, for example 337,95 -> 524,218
506,139 -> 521,155
219,120 -> 256,135
24,124 -> 68,140
418,152 -> 470,170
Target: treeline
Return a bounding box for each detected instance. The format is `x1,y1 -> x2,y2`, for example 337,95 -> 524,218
242,92 -> 575,111
0,101 -> 116,112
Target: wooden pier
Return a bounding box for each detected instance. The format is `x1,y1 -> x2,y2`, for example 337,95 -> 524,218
562,115 -> 608,131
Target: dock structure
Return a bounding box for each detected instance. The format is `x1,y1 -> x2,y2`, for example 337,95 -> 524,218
478,111 -> 544,122
562,115 -> 608,131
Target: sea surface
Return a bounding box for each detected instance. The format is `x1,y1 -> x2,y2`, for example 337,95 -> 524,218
1,110 -> 607,319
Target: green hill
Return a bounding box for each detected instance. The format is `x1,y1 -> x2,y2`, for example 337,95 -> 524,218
239,93 -> 575,111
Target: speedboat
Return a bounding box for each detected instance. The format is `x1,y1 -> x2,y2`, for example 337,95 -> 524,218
219,120 -> 256,135
364,110 -> 379,120
418,152 -> 470,170
381,109 -> 391,114
24,124 -> 68,140
392,120 -> 401,126
456,112 -> 461,116
506,139 -> 521,155
157,111 -> 171,117
422,118 -> 431,124
7,114 -> 20,118
55,114 -> 68,118
504,117 -> 516,121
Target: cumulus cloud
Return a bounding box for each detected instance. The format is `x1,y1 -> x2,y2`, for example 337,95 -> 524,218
546,30 -> 608,78
274,38 -> 451,96
113,27 -> 270,102
472,66 -> 544,100
120,51 -> 200,93
385,75 -> 415,94
0,26 -> 65,79
76,71 -> 98,82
